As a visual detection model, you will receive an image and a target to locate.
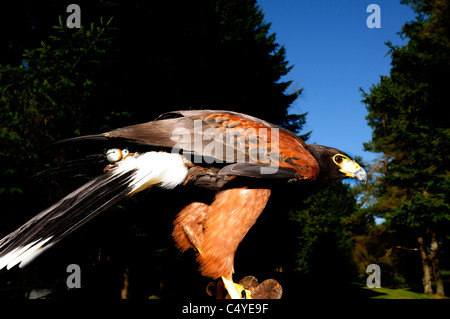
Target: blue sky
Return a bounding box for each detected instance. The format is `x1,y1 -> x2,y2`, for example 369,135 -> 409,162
257,0 -> 416,165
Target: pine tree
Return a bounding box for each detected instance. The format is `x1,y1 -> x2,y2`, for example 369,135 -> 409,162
117,0 -> 307,135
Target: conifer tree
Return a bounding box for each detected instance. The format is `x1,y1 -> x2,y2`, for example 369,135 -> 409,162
362,0 -> 450,296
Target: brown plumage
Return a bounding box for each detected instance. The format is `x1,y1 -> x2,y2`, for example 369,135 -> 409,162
0,110 -> 367,298
173,188 -> 271,280
98,110 -> 320,181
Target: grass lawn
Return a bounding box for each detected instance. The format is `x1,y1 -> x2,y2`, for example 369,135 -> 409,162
363,286 -> 448,299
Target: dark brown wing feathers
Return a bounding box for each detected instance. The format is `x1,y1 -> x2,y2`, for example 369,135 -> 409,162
103,110 -> 319,181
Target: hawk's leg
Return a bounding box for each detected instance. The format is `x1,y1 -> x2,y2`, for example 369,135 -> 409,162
172,202 -> 209,254
173,188 -> 271,300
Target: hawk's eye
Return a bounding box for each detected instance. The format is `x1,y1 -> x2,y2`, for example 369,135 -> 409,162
333,155 -> 343,165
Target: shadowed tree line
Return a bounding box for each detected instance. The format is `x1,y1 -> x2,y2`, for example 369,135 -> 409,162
0,0 -> 313,299
359,0 -> 450,296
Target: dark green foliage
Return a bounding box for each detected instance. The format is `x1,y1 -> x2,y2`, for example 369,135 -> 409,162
0,0 -> 309,298
289,183 -> 358,278
361,0 -> 450,295
1,16 -> 119,231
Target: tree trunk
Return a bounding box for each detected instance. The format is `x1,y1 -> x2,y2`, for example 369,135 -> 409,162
121,266 -> 130,299
417,236 -> 433,295
431,231 -> 445,297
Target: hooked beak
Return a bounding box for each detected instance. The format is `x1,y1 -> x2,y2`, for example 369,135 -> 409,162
340,161 -> 368,184
353,166 -> 368,184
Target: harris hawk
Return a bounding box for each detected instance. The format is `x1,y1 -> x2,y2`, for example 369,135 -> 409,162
0,110 -> 367,299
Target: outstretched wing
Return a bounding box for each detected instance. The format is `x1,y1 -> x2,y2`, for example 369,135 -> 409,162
0,152 -> 188,270
64,110 -> 320,180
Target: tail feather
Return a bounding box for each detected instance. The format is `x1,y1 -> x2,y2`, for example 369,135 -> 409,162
0,152 -> 188,270
0,168 -> 135,270
51,134 -> 109,146
31,154 -> 107,179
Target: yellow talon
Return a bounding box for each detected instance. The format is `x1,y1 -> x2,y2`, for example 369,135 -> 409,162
221,277 -> 252,299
